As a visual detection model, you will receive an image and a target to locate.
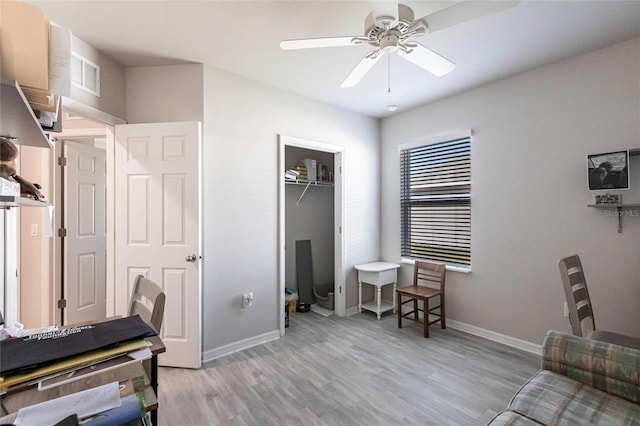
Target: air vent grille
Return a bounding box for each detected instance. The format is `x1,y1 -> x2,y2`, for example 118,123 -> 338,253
71,53 -> 100,97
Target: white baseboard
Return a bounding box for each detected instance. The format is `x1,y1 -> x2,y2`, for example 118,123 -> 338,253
447,319 -> 542,356
202,330 -> 280,364
201,315 -> 541,364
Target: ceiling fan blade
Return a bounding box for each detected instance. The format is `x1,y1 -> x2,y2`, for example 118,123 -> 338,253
400,43 -> 455,76
369,0 -> 399,27
341,51 -> 386,88
280,36 -> 364,50
424,0 -> 520,34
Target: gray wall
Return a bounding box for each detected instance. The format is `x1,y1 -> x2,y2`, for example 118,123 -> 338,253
71,35 -> 125,119
125,64 -> 204,123
202,66 -> 380,353
380,37 -> 640,345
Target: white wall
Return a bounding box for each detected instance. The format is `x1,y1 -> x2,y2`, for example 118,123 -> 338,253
381,37 -> 640,345
202,66 -> 379,352
17,145 -> 52,328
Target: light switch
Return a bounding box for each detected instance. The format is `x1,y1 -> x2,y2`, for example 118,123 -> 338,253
31,223 -> 39,237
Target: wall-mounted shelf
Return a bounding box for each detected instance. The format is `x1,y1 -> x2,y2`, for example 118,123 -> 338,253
0,78 -> 54,148
285,180 -> 333,205
0,195 -> 50,209
587,204 -> 640,233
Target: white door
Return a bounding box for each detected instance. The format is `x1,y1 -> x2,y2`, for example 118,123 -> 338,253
114,122 -> 201,369
64,141 -> 107,325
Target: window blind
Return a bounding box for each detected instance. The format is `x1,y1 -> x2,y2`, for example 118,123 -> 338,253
400,137 -> 471,266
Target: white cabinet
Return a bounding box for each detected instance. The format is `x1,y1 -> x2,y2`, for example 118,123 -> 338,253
0,78 -> 53,148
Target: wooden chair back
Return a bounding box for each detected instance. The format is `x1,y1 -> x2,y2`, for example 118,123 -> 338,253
414,260 -> 446,291
128,275 -> 166,334
558,254 -> 595,337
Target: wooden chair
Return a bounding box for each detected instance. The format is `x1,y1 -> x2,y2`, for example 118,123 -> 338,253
129,275 -> 166,379
396,261 -> 446,338
558,254 -> 640,350
129,275 -> 166,335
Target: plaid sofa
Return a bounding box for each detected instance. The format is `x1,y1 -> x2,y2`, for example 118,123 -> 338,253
488,330 -> 640,425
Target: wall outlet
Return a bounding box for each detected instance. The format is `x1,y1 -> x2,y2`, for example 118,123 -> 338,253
563,302 -> 569,318
242,292 -> 254,309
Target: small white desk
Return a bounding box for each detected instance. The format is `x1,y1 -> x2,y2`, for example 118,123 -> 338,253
354,261 -> 401,320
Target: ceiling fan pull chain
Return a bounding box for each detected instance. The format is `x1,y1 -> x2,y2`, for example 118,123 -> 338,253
387,54 -> 391,93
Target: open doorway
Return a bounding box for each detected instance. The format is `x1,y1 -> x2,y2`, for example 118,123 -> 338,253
52,110 -> 109,325
278,135 -> 345,335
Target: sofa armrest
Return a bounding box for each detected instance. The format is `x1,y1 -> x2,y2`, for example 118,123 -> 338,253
542,330 -> 640,404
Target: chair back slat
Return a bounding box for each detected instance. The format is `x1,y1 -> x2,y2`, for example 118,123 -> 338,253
414,261 -> 446,291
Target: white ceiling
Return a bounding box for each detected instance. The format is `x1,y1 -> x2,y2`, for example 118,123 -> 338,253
30,0 -> 640,119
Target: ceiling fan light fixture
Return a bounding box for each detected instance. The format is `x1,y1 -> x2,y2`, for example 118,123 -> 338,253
380,33 -> 399,52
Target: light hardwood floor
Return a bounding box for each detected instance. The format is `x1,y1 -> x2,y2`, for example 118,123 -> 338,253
157,312 -> 540,426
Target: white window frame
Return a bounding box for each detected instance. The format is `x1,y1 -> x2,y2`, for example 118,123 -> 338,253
399,131 -> 472,271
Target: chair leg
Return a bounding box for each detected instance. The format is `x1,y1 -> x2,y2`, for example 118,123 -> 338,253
423,298 -> 429,338
441,295 -> 446,329
397,294 -> 402,329
413,298 -> 418,321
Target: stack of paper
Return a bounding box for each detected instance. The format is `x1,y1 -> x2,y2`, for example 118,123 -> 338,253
13,377 -> 146,426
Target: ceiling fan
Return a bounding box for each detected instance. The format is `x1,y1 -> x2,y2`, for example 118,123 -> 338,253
280,1 -> 518,88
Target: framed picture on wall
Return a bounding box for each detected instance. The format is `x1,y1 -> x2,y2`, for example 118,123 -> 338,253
587,150 -> 629,190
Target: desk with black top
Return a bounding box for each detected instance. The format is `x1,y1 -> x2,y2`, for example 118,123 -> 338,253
0,319 -> 165,425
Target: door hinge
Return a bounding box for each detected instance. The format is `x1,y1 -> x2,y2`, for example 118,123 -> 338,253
58,228 -> 67,237
57,156 -> 67,166
339,166 -> 342,174
339,226 -> 342,234
339,286 -> 342,294
57,299 -> 67,309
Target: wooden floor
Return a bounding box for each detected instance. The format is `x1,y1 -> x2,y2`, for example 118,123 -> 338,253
157,312 -> 540,426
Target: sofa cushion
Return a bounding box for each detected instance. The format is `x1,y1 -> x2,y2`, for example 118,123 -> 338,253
543,330 -> 640,404
509,370 -> 640,425
487,411 -> 544,425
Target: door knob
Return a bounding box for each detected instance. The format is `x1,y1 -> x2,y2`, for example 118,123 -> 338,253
185,254 -> 198,263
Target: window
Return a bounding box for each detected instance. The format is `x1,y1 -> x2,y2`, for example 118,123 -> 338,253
400,136 -> 471,267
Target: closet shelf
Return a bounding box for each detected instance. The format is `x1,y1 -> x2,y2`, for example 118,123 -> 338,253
0,195 -> 50,209
285,180 -> 334,205
0,195 -> 49,209
285,180 -> 333,188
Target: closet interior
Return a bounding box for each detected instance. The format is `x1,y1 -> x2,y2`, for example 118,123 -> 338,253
284,146 -> 335,319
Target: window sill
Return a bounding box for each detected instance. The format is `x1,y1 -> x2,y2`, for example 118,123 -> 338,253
400,258 -> 472,274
